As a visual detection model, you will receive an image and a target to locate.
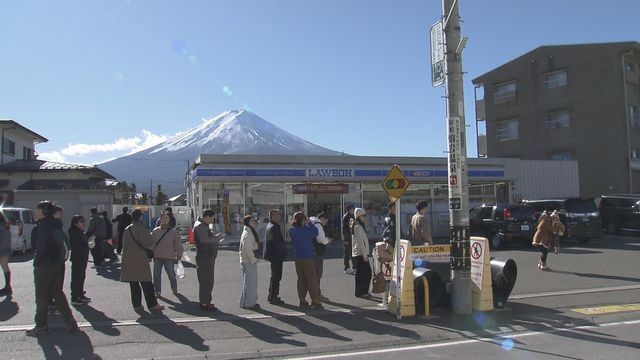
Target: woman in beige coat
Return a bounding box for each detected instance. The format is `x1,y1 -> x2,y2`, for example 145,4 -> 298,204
120,209 -> 164,312
152,211 -> 184,297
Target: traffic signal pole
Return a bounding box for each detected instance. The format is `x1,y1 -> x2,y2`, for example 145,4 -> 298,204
442,0 -> 472,314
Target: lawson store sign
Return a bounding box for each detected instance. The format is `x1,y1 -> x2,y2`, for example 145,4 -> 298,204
194,167 -> 504,180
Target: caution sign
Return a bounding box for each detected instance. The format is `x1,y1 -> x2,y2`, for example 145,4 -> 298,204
382,165 -> 410,202
470,237 -> 493,311
412,245 -> 450,262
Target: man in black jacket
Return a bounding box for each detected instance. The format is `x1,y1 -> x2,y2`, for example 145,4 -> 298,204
265,209 -> 286,305
87,207 -> 106,267
112,207 -> 132,255
194,210 -> 223,311
27,201 -> 77,336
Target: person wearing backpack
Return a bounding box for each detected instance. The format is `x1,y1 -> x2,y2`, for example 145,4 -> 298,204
310,212 -> 330,302
152,211 -> 183,298
26,201 -> 78,336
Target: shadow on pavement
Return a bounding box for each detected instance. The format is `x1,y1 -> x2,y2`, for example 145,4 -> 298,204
255,307 -> 352,342
138,313 -> 210,352
72,303 -> 121,337
420,302 -> 639,358
0,295 -> 19,321
9,251 -> 34,263
36,329 -> 100,360
551,270 -> 640,283
94,264 -> 121,281
213,310 -> 307,347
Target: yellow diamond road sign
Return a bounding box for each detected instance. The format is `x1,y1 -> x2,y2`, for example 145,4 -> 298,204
382,165 -> 410,202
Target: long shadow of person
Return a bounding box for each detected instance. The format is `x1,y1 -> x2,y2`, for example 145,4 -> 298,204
36,329 -> 101,360
0,296 -> 19,322
255,307 -> 352,342
137,313 -> 210,352
209,310 -> 307,347
95,264 -> 121,281
161,293 -> 211,317
72,303 -> 121,337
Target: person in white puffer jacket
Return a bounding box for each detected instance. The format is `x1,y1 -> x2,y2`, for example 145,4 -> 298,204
310,213 -> 330,302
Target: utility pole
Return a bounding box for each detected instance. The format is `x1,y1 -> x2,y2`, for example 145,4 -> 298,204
442,0 -> 472,314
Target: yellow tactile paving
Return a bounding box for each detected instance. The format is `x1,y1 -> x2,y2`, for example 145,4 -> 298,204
572,303 -> 640,315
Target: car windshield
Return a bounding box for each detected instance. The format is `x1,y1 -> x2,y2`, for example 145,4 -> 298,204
2,210 -> 20,225
565,199 -> 597,213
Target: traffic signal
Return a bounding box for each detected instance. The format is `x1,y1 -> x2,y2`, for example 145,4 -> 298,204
385,178 -> 407,190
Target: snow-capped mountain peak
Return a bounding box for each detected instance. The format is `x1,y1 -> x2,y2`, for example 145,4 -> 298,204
99,110 -> 340,194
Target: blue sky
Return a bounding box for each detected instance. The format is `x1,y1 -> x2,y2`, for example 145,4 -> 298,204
1,0 -> 639,164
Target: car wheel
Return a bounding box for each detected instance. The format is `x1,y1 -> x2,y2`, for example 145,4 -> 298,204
606,223 -> 618,235
490,233 -> 503,249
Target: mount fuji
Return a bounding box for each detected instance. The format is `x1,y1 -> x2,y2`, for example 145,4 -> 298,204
98,110 -> 341,195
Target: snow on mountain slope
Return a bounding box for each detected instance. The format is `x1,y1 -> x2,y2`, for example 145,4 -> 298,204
98,110 -> 340,195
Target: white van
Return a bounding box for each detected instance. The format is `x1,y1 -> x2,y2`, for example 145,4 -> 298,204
0,207 -> 36,254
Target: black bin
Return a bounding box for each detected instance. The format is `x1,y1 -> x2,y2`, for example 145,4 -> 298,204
490,258 -> 518,308
413,268 -> 445,315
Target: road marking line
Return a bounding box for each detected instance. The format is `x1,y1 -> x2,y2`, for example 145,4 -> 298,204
572,303 -> 640,315
510,284 -> 640,300
290,319 -> 640,359
0,305 -> 385,333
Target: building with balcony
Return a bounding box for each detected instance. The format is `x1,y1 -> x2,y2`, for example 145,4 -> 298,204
473,42 -> 640,197
1,120 -> 116,226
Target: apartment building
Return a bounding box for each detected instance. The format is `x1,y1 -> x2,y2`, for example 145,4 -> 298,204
473,42 -> 640,197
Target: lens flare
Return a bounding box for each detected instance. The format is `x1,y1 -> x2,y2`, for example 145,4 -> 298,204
222,86 -> 233,96
501,338 -> 514,351
189,55 -> 198,63
172,40 -> 188,56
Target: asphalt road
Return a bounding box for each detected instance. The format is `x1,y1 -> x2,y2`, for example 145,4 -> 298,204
0,234 -> 639,359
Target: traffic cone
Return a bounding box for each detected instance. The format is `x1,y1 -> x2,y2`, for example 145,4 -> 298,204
188,228 -> 195,244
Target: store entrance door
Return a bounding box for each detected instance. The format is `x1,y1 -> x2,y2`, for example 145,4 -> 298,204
307,192 -> 342,239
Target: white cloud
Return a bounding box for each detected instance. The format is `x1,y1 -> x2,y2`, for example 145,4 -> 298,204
38,151 -> 66,163
57,130 -> 167,157
39,130 -> 168,164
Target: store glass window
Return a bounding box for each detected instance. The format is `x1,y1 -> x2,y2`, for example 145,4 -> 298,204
201,182 -> 245,239
245,183 -> 285,238
362,183 -> 391,239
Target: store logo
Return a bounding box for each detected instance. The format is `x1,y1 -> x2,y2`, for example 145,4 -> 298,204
306,168 -> 354,178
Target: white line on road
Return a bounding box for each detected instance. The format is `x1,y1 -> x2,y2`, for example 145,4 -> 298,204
290,319 -> 640,360
510,284 -> 640,300
0,305 -> 385,333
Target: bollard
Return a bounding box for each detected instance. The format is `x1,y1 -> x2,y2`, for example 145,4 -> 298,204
413,268 -> 445,316
489,258 -> 518,308
188,228 -> 195,244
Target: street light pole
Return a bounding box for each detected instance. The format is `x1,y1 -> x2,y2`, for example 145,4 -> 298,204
442,0 -> 472,314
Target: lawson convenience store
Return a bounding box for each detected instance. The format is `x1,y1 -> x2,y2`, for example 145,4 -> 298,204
187,154 -> 579,241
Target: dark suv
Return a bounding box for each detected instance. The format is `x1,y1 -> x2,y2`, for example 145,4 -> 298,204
599,194 -> 640,234
522,198 -> 603,243
469,203 -> 536,249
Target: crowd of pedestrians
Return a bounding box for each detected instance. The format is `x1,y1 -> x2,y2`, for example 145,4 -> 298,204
0,200 -> 442,336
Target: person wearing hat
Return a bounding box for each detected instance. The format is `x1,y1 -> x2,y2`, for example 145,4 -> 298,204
341,204 -> 357,274
410,200 -> 433,246
351,207 -> 372,298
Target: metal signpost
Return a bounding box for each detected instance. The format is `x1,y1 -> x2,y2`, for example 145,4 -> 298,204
431,0 -> 472,314
382,164 -> 410,319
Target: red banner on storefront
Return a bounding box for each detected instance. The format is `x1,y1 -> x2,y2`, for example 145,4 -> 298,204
292,183 -> 349,194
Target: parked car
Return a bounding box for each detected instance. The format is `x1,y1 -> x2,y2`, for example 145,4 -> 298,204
469,203 -> 536,249
0,207 -> 37,254
598,194 -> 640,234
522,198 -> 603,243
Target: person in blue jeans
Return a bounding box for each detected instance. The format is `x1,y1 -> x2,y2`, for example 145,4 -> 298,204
152,211 -> 183,297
